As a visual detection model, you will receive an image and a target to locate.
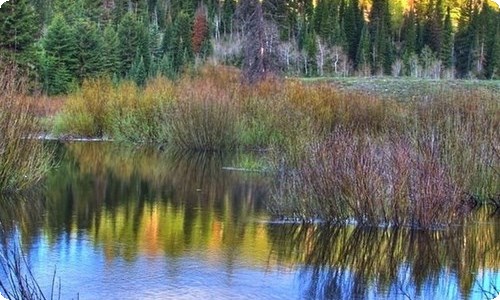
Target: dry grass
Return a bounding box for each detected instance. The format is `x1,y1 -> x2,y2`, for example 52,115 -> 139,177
0,62 -> 53,193
52,65 -> 499,227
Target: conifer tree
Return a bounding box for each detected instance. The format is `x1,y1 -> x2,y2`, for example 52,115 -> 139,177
42,13 -> 78,94
401,8 -> 417,56
440,7 -> 453,69
102,24 -> 120,76
171,11 -> 194,72
221,0 -> 236,36
74,18 -> 105,80
369,0 -> 393,74
356,24 -> 371,72
0,0 -> 39,66
344,0 -> 364,66
486,20 -> 500,79
129,52 -> 147,86
117,12 -> 141,76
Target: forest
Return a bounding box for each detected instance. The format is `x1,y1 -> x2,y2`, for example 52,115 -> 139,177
0,0 -> 499,94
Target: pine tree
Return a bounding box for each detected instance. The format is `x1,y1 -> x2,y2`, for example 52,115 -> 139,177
356,24 -> 371,72
74,18 -> 105,80
482,5 -> 499,79
221,0 -> 236,36
486,20 -> 500,79
454,0 -> 480,77
423,0 -> 444,54
137,20 -> 151,75
369,0 -> 393,74
171,11 -> 194,73
344,0 -> 364,66
129,52 -> 147,86
440,7 -> 453,69
401,8 -> 417,56
0,0 -> 39,67
42,13 -> 78,94
102,24 -> 120,77
117,12 -> 141,76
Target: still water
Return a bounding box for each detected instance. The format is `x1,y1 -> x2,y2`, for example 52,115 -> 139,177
0,142 -> 498,300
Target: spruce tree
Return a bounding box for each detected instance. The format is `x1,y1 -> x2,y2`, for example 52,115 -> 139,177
401,8 -> 417,56
42,13 -> 78,94
222,0 -> 236,36
356,24 -> 371,73
74,18 -> 105,80
344,0 -> 364,66
440,7 -> 453,69
0,0 -> 39,66
369,0 -> 393,74
486,21 -> 500,79
102,24 -> 120,77
129,53 -> 147,86
171,11 -> 194,73
117,12 -> 141,76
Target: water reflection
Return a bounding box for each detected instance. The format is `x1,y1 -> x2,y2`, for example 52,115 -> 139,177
267,210 -> 500,299
0,142 -> 498,299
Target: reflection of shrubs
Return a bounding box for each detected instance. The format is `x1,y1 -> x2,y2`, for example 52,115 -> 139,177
0,62 -> 53,192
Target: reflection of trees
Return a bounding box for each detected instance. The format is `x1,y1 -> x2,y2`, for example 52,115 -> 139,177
13,142 -> 271,264
0,192 -> 46,247
267,212 -> 500,299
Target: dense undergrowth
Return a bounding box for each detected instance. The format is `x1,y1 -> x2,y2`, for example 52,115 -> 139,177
52,65 -> 499,228
0,63 -> 52,193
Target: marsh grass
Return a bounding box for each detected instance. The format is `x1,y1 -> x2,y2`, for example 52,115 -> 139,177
0,232 -> 59,300
0,62 -> 53,193
53,65 -> 499,227
271,87 -> 498,228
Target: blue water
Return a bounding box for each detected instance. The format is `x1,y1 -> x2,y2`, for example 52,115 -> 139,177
0,142 -> 498,299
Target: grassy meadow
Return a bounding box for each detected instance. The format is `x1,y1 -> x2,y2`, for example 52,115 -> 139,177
33,66 -> 500,227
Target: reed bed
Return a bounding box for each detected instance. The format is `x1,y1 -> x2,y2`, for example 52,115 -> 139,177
0,62 -> 53,193
53,65 -> 499,227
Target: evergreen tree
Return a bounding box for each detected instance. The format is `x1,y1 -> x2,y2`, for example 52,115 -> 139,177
454,0 -> 480,77
129,52 -> 147,86
137,20 -> 151,75
401,8 -> 417,56
344,0 -> 364,66
0,0 -> 39,66
102,24 -> 121,76
356,24 -> 371,72
42,13 -> 78,94
440,7 -> 453,69
369,0 -> 393,74
481,4 -> 499,79
423,0 -> 444,54
486,20 -> 500,79
221,0 -> 236,36
117,12 -> 141,76
74,18 -> 105,80
171,11 -> 194,73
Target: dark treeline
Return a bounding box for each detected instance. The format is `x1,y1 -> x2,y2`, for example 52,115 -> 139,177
0,0 -> 499,94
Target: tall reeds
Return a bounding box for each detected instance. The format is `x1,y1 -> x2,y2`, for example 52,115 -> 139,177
52,66 -> 498,227
0,62 -> 52,192
271,87 -> 499,228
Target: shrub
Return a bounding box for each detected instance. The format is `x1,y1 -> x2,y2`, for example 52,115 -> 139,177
0,62 -> 53,192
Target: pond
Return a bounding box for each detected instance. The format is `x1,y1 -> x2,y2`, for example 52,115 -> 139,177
0,142 -> 499,299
